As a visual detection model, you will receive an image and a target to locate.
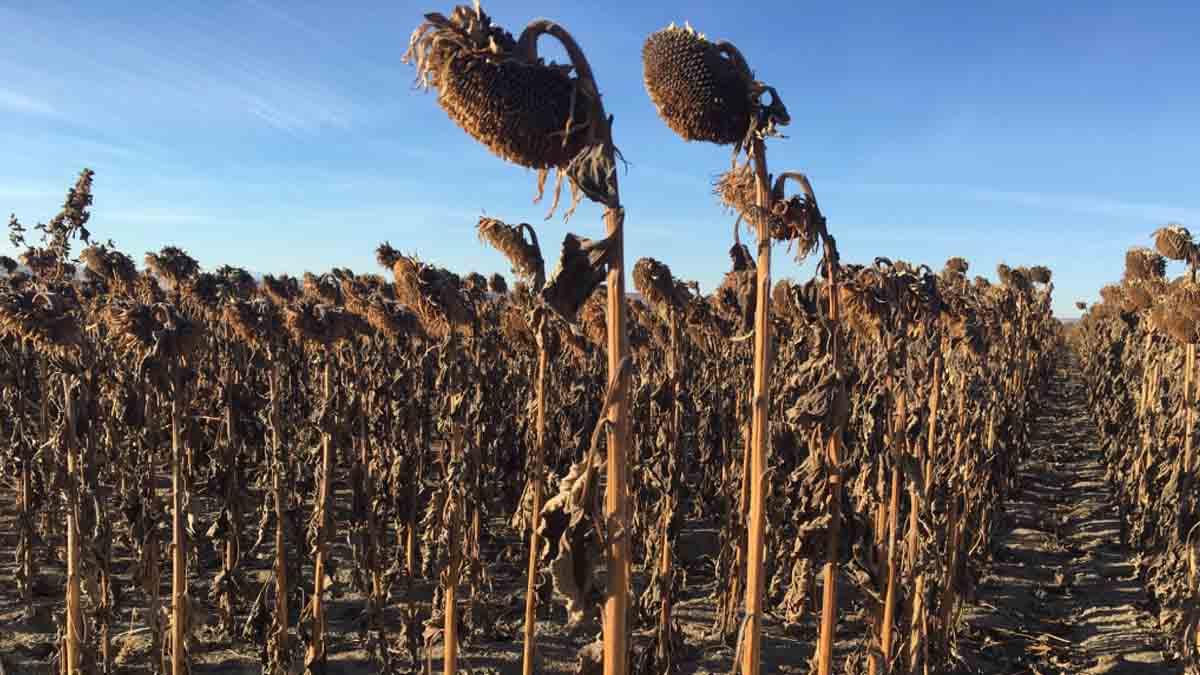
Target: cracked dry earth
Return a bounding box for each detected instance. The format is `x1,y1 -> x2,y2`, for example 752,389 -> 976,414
955,354 -> 1181,674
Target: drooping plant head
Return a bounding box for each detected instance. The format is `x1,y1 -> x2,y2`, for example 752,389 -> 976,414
302,271 -> 343,305
632,257 -> 690,321
1122,277 -> 1164,313
364,295 -> 425,343
223,298 -> 285,356
642,23 -> 788,155
715,166 -> 824,260
80,244 -> 137,293
182,272 -> 223,319
944,257 -> 970,277
1153,223 -> 1195,263
1124,247 -> 1166,282
477,217 -> 545,291
260,274 -> 301,306
283,300 -> 368,353
1099,283 -> 1124,308
1028,266 -> 1052,285
404,4 -> 617,218
487,272 -> 507,295
713,247 -> 757,335
1075,301 -> 1087,311
382,251 -> 476,338
104,300 -> 203,377
1152,279 -> 1200,343
145,246 -> 200,291
0,286 -> 83,362
996,263 -> 1012,286
463,272 -> 490,305
215,265 -> 257,301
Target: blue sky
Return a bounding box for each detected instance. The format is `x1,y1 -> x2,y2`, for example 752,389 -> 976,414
2,1 -> 1198,317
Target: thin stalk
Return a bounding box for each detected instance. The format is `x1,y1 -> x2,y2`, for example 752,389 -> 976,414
515,21 -> 629,674
908,350 -> 941,675
142,381 -> 165,675
877,385 -> 907,675
938,372 -> 968,646
18,355 -> 33,620
364,393 -> 385,654
445,427 -> 464,675
602,201 -> 630,675
220,357 -> 241,635
522,327 -> 549,675
409,420 -> 429,578
657,313 -> 681,666
1180,343 -> 1195,534
171,366 -> 188,675
740,136 -> 773,675
64,376 -> 82,675
270,365 -> 289,674
308,358 -> 334,668
816,252 -> 843,675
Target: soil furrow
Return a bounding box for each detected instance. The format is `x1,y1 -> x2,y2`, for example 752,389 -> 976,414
956,353 -> 1179,674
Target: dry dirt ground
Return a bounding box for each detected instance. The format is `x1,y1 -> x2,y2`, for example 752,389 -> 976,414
954,354 -> 1182,674
0,354 -> 1183,674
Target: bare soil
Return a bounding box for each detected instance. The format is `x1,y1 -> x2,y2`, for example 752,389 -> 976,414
954,354 -> 1181,674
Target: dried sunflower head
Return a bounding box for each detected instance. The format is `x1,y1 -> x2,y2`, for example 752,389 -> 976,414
183,272 -> 223,318
632,257 -> 689,319
643,23 -> 787,149
0,286 -> 82,355
1028,266 -> 1052,284
365,296 -> 425,341
215,265 -> 256,300
1151,282 -> 1200,343
390,255 -> 475,337
222,299 -> 283,352
464,271 -> 489,297
19,248 -> 66,281
1124,247 -> 1166,281
407,5 -> 593,171
488,272 -> 508,295
1153,223 -> 1194,262
1098,283 -> 1124,308
406,5 -> 615,215
144,246 -> 199,290
283,300 -> 367,348
715,166 -> 822,258
260,274 -> 300,306
376,242 -> 402,271
302,272 -> 342,305
477,217 -> 545,290
944,257 -> 969,276
714,268 -> 756,334
1122,278 -> 1163,313
80,244 -> 137,290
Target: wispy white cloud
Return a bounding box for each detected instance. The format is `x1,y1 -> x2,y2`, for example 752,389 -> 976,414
819,180 -> 1200,224
0,87 -> 57,117
0,5 -> 365,136
963,187 -> 1200,224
